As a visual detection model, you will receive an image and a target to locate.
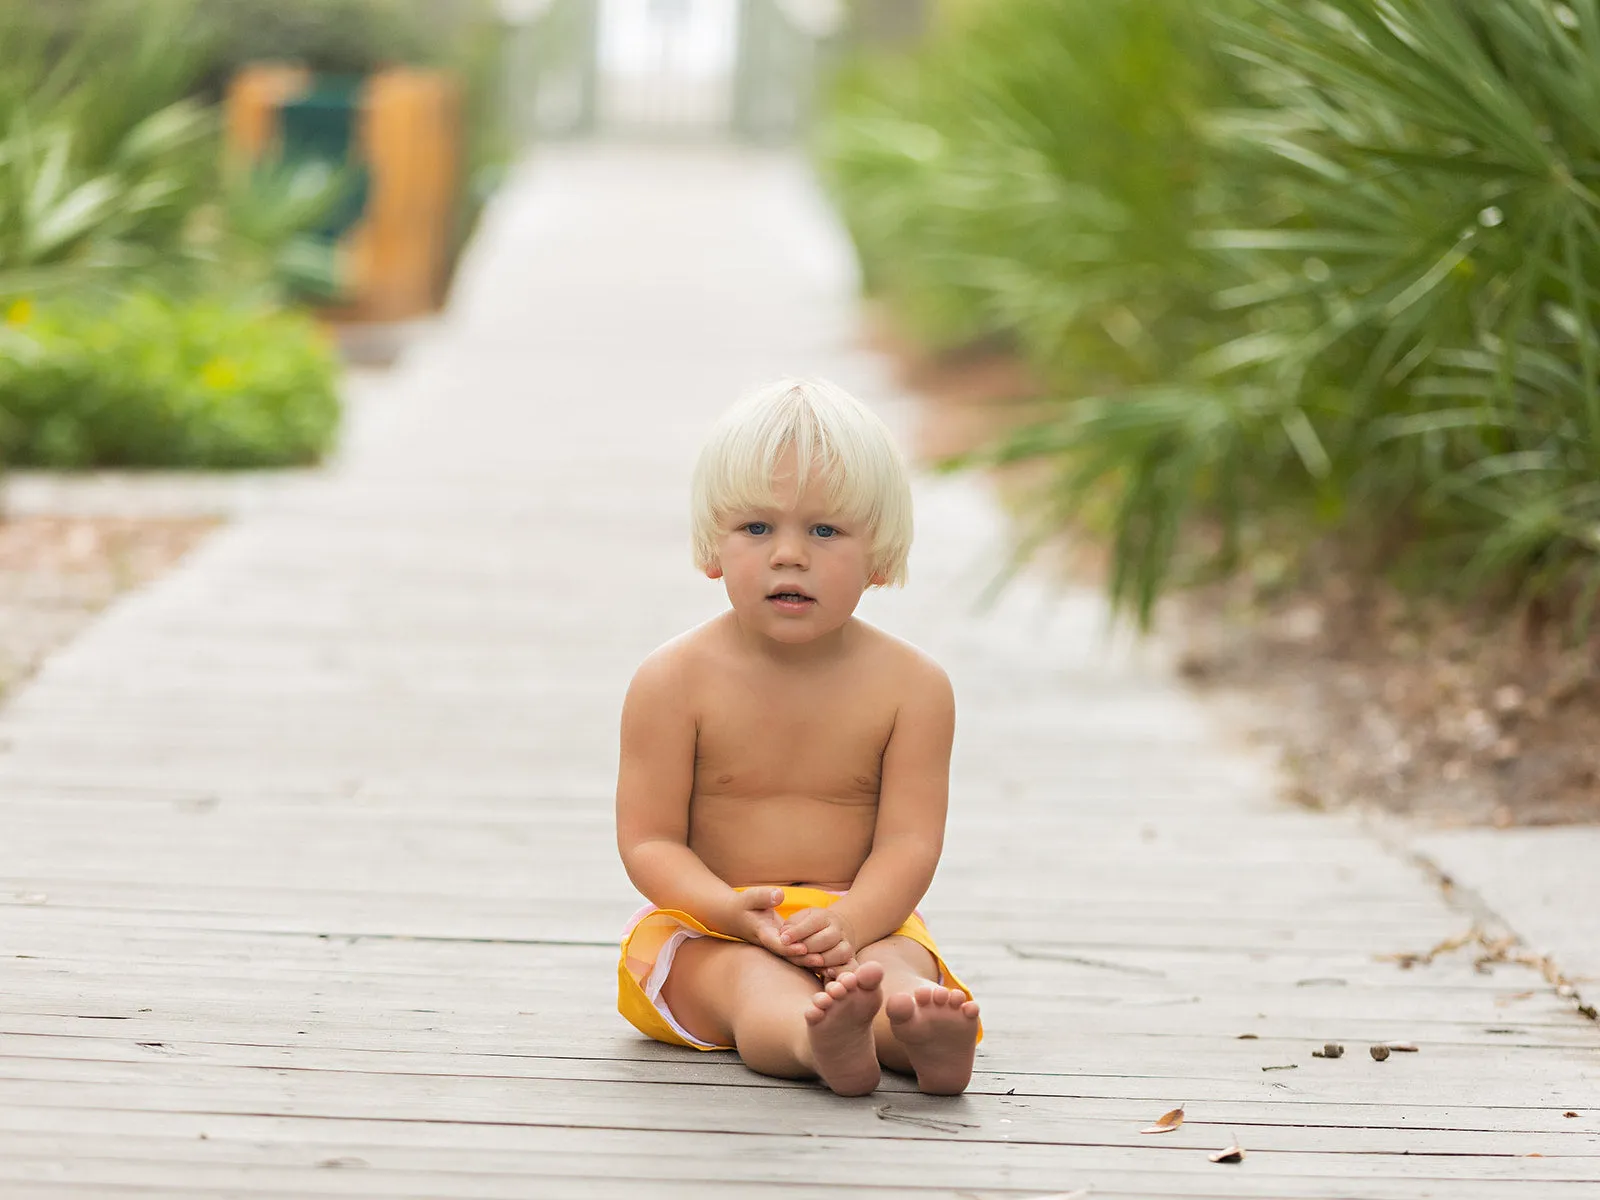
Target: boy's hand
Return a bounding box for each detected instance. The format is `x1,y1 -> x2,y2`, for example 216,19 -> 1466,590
779,907 -> 859,977
726,887 -> 807,961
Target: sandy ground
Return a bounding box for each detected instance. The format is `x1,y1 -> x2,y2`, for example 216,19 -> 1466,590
0,515 -> 218,701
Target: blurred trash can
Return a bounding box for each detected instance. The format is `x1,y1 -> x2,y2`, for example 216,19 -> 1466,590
226,64 -> 462,321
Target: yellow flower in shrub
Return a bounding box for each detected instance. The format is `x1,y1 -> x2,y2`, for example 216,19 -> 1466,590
199,357 -> 241,390
5,297 -> 33,326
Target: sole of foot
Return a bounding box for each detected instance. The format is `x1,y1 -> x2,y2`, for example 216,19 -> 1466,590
884,984 -> 980,1095
804,962 -> 885,1096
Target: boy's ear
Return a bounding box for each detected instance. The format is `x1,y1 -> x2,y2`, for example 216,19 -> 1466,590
868,571 -> 887,587
704,560 -> 724,580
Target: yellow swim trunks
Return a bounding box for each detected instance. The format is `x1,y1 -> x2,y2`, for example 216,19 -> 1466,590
617,885 -> 979,1050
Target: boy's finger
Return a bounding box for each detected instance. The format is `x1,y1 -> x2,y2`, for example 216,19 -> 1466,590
779,909 -> 828,943
745,887 -> 784,911
756,928 -> 793,957
818,943 -> 854,967
764,924 -> 808,956
800,927 -> 842,954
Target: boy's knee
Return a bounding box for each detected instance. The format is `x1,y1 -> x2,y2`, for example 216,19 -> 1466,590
858,934 -> 937,976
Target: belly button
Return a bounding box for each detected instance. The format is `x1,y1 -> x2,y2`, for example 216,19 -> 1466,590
718,774 -> 733,785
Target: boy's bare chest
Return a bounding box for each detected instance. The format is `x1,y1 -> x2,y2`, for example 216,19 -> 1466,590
693,687 -> 896,798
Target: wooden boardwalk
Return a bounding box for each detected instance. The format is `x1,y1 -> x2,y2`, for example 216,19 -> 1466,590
2,145 -> 1597,1198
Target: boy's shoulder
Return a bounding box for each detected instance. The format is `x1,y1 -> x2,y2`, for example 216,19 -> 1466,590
631,626 -> 704,677
850,620 -> 951,691
627,616 -> 729,690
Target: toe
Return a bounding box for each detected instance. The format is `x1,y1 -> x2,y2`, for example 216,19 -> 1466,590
912,985 -> 934,1005
885,993 -> 915,1023
929,986 -> 950,1005
962,1000 -> 981,1019
855,961 -> 885,990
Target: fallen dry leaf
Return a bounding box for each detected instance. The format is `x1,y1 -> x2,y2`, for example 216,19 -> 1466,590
1565,1111 -> 1580,1118
1384,1041 -> 1420,1052
1236,1033 -> 1259,1040
1261,1064 -> 1297,1071
1140,1107 -> 1184,1134
1209,1143 -> 1246,1164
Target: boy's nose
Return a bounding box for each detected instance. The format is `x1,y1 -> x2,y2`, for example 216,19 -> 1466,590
770,535 -> 808,567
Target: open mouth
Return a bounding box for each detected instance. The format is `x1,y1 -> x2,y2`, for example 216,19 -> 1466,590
767,589 -> 815,605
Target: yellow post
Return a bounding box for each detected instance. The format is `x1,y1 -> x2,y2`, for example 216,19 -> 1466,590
223,65 -> 312,164
353,69 -> 464,320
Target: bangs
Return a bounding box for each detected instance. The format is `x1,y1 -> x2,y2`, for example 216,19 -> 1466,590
699,405 -> 877,527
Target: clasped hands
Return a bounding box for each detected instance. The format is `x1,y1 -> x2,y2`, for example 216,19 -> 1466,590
729,886 -> 859,980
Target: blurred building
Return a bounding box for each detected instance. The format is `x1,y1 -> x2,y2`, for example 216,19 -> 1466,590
507,0 -> 850,141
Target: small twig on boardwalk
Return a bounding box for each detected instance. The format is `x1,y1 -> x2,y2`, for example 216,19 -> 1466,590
874,1104 -> 979,1133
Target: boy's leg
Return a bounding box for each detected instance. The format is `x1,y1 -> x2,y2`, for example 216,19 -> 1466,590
661,937 -> 886,1096
857,935 -> 981,1096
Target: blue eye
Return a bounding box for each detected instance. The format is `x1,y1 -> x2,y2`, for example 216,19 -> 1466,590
743,522 -> 770,536
812,524 -> 838,539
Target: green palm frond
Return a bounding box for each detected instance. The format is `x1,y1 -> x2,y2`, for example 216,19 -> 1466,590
819,0 -> 1600,628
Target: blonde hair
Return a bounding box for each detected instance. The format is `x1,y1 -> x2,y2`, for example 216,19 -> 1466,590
691,378 -> 914,587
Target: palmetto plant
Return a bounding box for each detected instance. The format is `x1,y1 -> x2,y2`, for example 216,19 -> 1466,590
820,0 -> 1600,629
0,0 -> 218,301
1194,0 -> 1600,614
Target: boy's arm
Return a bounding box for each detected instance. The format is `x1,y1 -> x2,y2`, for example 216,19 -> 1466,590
825,660 -> 954,949
615,650 -> 794,955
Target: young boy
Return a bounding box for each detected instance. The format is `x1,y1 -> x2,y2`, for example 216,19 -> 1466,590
615,378 -> 981,1097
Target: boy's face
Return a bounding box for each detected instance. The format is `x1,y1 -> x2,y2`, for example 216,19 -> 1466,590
707,457 -> 883,646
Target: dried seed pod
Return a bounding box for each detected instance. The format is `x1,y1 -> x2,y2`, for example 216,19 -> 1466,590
1370,1044 -> 1391,1061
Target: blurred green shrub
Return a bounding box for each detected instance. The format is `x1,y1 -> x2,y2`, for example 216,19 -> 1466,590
818,0 -> 1600,629
0,0 -> 216,300
0,293 -> 340,468
818,0 -> 1242,378
0,0 -> 353,307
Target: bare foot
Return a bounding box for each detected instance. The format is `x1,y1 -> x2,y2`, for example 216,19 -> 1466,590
803,962 -> 885,1096
884,984 -> 980,1095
